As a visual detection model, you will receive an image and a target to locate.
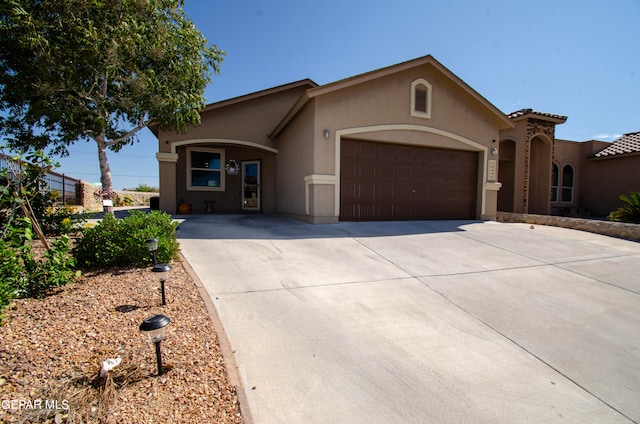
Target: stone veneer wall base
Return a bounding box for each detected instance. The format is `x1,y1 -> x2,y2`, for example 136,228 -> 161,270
497,212 -> 640,242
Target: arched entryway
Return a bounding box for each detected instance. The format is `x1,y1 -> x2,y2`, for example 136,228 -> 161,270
498,139 -> 516,212
527,136 -> 552,214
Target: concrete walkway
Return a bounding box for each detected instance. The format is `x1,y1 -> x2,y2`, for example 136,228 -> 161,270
177,215 -> 640,424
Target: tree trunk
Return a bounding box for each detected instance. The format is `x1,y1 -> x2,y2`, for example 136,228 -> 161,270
96,133 -> 114,215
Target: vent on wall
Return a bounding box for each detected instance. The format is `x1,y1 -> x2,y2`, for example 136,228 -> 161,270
414,87 -> 428,113
410,78 -> 432,119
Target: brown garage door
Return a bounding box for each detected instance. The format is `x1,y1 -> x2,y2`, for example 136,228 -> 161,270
340,139 -> 478,221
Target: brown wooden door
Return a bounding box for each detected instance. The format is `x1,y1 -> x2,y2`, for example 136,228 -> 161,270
340,139 -> 478,221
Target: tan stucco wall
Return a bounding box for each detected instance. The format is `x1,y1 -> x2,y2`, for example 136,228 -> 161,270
157,85 -> 308,149
551,139 -> 638,217
274,102 -> 317,220
155,84 -> 309,214
581,154 -> 640,216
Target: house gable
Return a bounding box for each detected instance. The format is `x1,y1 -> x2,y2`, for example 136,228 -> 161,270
271,55 -> 513,139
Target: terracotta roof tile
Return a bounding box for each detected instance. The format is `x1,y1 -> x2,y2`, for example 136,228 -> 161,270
593,132 -> 640,158
507,108 -> 568,122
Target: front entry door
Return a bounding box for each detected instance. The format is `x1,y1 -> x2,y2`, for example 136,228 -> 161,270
242,161 -> 260,211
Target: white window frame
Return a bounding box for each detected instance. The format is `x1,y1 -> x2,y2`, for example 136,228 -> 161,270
410,78 -> 432,119
186,147 -> 225,191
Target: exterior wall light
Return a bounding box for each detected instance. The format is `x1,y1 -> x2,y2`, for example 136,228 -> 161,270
323,129 -> 330,139
491,147 -> 498,155
145,238 -> 159,266
152,263 -> 172,305
139,314 -> 171,376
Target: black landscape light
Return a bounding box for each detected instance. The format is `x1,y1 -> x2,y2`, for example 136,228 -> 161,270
152,263 -> 172,305
139,314 -> 171,376
145,238 -> 159,266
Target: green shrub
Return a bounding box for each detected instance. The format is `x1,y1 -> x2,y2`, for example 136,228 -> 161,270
0,149 -> 82,321
134,184 -> 159,192
0,239 -> 23,322
0,220 -> 79,322
15,234 -> 79,299
40,205 -> 86,235
608,191 -> 640,223
73,210 -> 179,268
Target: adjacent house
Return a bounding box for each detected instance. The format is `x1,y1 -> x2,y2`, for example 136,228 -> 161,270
150,54 -> 639,222
499,112 -> 640,218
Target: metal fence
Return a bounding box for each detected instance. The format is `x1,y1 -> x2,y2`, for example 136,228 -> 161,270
0,154 -> 81,206
43,171 -> 81,206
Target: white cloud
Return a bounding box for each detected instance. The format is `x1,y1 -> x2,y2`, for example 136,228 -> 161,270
593,133 -> 623,140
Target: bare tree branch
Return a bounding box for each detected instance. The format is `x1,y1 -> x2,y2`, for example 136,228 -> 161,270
104,116 -> 149,146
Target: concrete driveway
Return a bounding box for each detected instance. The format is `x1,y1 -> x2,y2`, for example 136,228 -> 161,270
178,215 -> 640,424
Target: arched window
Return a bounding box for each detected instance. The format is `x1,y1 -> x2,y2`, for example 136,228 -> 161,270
551,163 -> 559,202
411,78 -> 432,119
561,164 -> 574,202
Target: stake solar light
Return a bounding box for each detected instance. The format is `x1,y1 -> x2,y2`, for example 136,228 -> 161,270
139,314 -> 171,376
145,238 -> 159,266
152,263 -> 172,305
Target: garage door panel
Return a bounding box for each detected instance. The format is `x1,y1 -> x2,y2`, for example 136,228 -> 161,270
396,185 -> 414,200
358,143 -> 377,159
359,164 -> 376,179
342,162 -> 358,179
379,165 -> 394,180
396,147 -> 414,161
378,145 -> 396,160
340,139 -> 478,221
378,184 -> 394,199
396,166 -> 413,181
359,183 -> 376,199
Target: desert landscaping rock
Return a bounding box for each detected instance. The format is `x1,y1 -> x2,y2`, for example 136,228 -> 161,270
0,262 -> 243,424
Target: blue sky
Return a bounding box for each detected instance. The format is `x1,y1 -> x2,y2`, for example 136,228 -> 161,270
56,0 -> 640,190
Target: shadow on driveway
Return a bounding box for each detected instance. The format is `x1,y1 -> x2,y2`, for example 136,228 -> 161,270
175,213 -> 480,240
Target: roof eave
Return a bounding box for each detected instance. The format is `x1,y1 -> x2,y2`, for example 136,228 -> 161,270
590,150 -> 640,160
201,78 -> 318,113
149,79 -> 318,139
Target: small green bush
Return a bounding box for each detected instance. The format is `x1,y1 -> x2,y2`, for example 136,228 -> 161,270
15,234 -> 79,299
608,191 -> 640,223
0,221 -> 79,322
0,239 -> 23,322
134,184 -> 159,193
0,149 -> 82,322
73,210 -> 179,268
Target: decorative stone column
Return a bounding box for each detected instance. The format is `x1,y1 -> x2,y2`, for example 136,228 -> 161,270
523,119 -> 556,214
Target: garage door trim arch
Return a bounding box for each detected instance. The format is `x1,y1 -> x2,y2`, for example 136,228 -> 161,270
333,124 -> 489,217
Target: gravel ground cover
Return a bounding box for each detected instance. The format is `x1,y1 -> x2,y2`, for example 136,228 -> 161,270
0,261 -> 244,424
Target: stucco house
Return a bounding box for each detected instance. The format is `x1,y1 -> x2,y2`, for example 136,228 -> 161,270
499,110 -> 640,218
151,54 -> 512,223
151,54 -> 639,222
